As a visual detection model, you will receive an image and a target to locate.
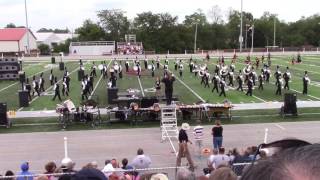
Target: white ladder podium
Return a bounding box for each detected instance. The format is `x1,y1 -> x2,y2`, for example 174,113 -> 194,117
160,105 -> 178,142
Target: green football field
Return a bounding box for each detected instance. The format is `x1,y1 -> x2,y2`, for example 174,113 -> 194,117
0,54 -> 319,111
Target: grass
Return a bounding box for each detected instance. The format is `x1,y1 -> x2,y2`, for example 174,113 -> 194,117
1,107 -> 318,134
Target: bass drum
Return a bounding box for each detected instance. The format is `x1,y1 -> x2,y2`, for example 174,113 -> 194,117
133,66 -> 138,71
98,64 -> 103,70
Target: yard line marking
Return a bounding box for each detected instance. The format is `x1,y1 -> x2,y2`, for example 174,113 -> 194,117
274,123 -> 286,130
252,95 -> 267,103
18,63 -> 85,111
160,63 -> 205,102
0,65 -> 56,93
291,89 -> 320,100
138,77 -> 145,97
276,64 -> 320,75
89,60 -> 112,99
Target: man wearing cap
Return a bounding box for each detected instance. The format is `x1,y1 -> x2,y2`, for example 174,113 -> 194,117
177,123 -> 195,171
17,162 -> 34,180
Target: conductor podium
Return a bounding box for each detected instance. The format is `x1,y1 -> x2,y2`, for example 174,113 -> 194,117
59,62 -> 65,70
107,88 -> 118,104
18,90 -> 29,107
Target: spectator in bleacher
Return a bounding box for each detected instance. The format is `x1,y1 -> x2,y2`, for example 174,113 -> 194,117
131,148 -> 152,170
17,162 -> 34,180
102,160 -> 115,178
176,167 -> 196,180
208,167 -> 237,180
211,120 -> 223,150
72,168 -> 107,180
3,170 -> 14,180
210,147 -> 231,170
193,120 -> 204,158
44,161 -> 57,180
241,143 -> 320,180
177,123 -> 195,171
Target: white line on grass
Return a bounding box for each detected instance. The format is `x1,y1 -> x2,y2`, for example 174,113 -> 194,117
252,95 -> 267,103
89,60 -> 112,99
138,77 -> 145,97
18,63 -> 84,111
161,63 -> 205,102
291,89 -> 320,100
274,123 -> 286,130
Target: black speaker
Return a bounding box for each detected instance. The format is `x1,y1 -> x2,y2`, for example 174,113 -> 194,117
107,88 -> 118,104
284,93 -> 297,115
51,57 -> 55,64
59,62 -> 64,70
0,102 -> 8,125
19,90 -> 29,107
78,70 -> 85,81
141,97 -> 159,108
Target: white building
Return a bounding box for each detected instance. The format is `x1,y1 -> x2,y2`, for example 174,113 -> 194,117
0,28 -> 37,54
35,32 -> 77,48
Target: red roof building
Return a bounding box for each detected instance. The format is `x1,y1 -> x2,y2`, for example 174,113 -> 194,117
0,28 -> 37,53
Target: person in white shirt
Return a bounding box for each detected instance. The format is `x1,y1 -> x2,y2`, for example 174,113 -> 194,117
130,148 -> 151,171
193,120 -> 204,157
211,147 -> 231,170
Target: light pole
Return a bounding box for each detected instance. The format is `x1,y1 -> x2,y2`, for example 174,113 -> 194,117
245,24 -> 250,49
273,17 -> 276,47
251,24 -> 255,54
24,0 -> 30,55
194,22 -> 198,54
239,0 -> 243,52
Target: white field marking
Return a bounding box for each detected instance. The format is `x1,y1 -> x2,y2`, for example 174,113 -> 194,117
276,63 -> 320,75
160,63 -> 205,102
274,123 -> 286,130
137,77 -> 145,97
89,60 -> 112,99
252,95 -> 267,103
163,127 -> 178,157
291,89 -> 320,100
0,65 -> 56,93
18,63 -> 85,111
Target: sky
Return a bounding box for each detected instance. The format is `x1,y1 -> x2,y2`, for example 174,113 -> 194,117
0,0 -> 319,32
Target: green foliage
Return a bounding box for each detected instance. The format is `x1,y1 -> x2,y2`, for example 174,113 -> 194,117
6,23 -> 16,28
75,19 -> 106,41
37,44 -> 50,55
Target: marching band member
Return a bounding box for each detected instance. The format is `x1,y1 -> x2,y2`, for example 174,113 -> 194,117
204,72 -> 210,88
236,70 -> 244,91
274,65 -> 281,83
52,77 -> 61,101
151,63 -> 155,77
255,57 -> 260,69
81,78 -> 88,100
258,74 -> 264,91
119,65 -> 123,79
275,78 -> 282,95
155,77 -> 161,97
249,67 -> 257,86
62,79 -> 69,96
200,70 -> 205,85
261,55 -> 265,64
174,60 -> 178,71
110,75 -> 117,88
39,73 -> 45,92
283,67 -> 291,90
25,78 -> 32,101
137,64 -> 141,78
228,70 -> 234,87
267,52 -> 271,67
265,67 -> 271,83
189,61 -> 193,73
211,73 -> 220,93
49,69 -> 54,85
303,71 -> 310,95
32,76 -> 40,96
165,57 -> 169,65
156,56 -> 160,69
125,60 -> 129,72
297,53 -> 302,63
246,77 -> 253,96
91,62 -> 97,77
179,63 -> 183,77
194,64 -> 198,77
161,73 -> 175,105
219,79 -> 226,97
103,64 -> 108,79
110,67 -> 115,78
144,57 -> 148,69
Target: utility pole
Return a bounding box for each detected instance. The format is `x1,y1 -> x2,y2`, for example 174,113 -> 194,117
24,0 -> 30,55
251,25 -> 254,54
273,17 -> 276,47
194,23 -> 198,54
239,0 -> 243,52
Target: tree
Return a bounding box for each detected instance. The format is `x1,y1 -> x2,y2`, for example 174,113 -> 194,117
97,9 -> 130,41
37,44 -> 50,55
6,23 -> 16,28
75,19 -> 106,41
207,5 -> 223,24
184,9 -> 208,27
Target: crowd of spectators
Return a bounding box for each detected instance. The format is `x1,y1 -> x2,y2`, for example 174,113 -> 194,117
117,43 -> 143,55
